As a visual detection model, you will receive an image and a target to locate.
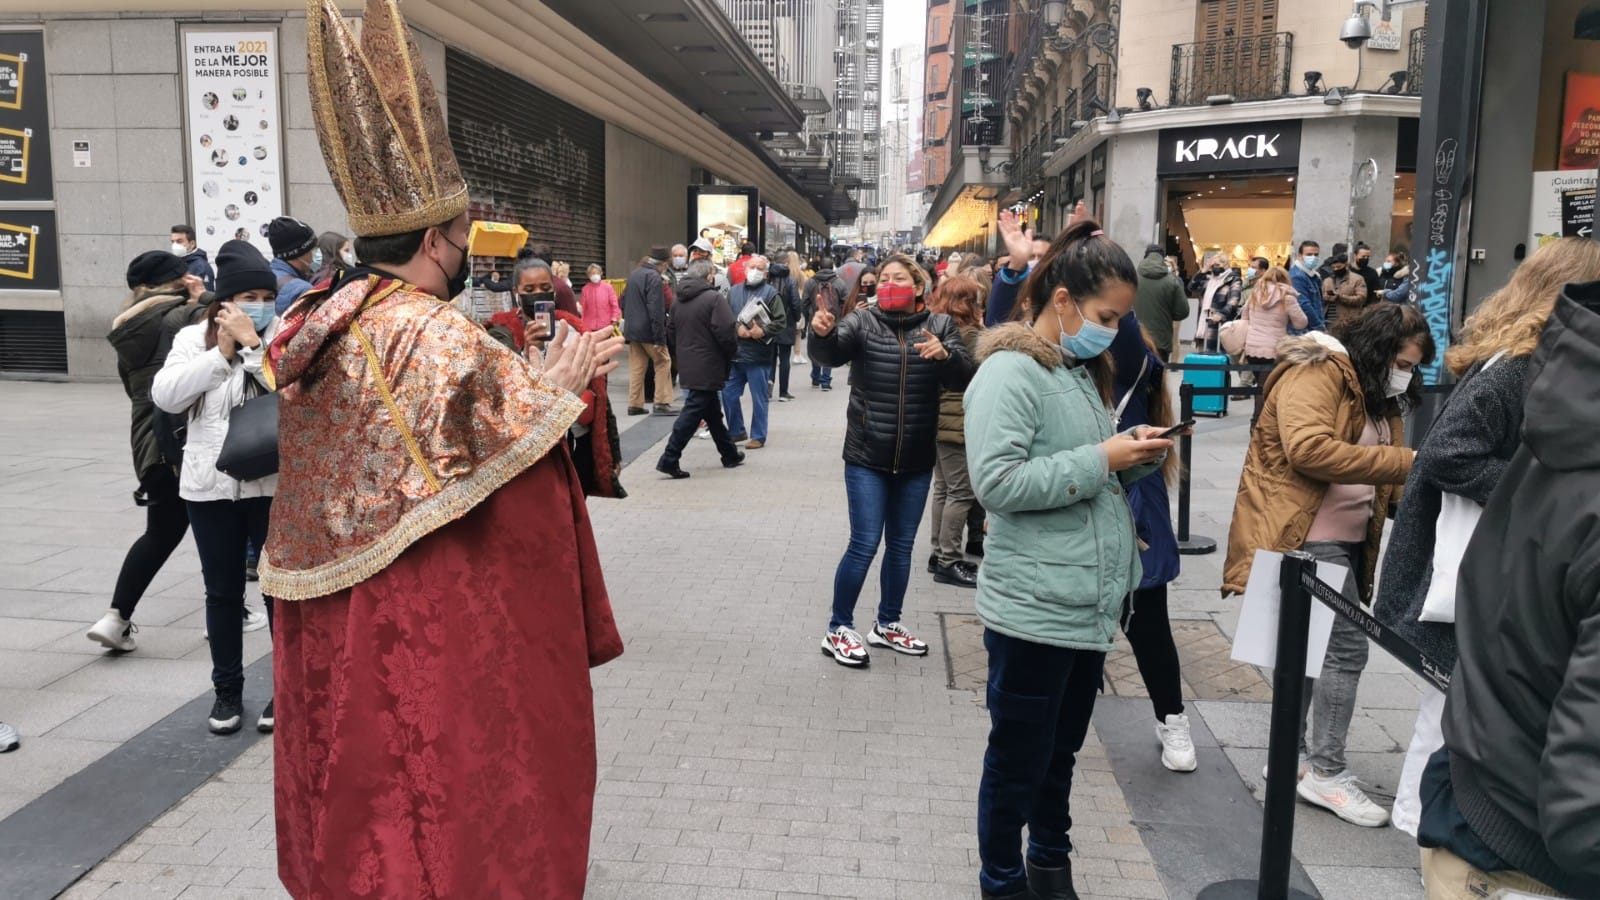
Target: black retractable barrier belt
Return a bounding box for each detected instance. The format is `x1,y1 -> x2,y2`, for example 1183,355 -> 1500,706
1299,570 -> 1451,693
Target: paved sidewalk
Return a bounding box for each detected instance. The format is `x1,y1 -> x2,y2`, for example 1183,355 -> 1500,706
2,372 -> 1432,900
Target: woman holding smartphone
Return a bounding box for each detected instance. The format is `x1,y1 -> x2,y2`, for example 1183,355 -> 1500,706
151,240 -> 281,736
964,220 -> 1174,900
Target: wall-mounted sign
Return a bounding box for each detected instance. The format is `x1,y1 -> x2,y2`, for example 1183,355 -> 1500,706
1090,144 -> 1108,189
1529,170 -> 1597,248
1156,121 -> 1302,177
72,139 -> 90,168
1367,13 -> 1402,51
1559,72 -> 1600,171
0,31 -> 52,203
0,209 -> 61,292
181,28 -> 285,262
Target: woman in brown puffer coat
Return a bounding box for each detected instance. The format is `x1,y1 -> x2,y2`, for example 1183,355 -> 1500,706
1223,303 -> 1432,831
925,276 -> 985,587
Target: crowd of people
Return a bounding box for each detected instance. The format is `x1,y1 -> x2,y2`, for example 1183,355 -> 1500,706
2,5 -> 1593,896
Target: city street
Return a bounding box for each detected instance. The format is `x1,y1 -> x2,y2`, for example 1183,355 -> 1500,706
0,373 -> 1434,900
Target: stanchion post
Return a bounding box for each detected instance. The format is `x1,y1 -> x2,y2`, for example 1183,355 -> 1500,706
1175,381 -> 1216,555
1197,551 -> 1317,900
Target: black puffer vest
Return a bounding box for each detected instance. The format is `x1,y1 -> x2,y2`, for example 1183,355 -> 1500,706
810,305 -> 976,473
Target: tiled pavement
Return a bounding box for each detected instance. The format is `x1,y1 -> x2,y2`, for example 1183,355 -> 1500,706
2,373 -> 1432,899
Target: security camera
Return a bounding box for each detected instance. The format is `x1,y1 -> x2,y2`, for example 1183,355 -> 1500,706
1340,5 -> 1374,48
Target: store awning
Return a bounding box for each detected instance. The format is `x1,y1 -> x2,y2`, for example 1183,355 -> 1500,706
540,0 -> 805,136
467,221 -> 529,258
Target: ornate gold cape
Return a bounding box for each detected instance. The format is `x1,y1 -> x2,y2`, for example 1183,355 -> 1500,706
259,275 -> 584,601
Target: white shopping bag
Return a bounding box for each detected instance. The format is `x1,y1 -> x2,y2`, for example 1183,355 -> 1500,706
1230,550 -> 1342,677
1419,492 -> 1481,623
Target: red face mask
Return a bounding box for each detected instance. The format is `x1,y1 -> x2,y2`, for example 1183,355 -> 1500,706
876,282 -> 917,312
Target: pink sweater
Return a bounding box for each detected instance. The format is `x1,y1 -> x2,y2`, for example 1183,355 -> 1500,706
1240,282 -> 1309,359
580,282 -> 620,333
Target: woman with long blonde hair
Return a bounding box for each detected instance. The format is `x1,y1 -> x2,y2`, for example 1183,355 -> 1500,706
1375,236 -> 1600,836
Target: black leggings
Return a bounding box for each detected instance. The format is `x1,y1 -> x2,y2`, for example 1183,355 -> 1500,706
111,473 -> 191,621
771,350 -> 792,396
1122,585 -> 1184,721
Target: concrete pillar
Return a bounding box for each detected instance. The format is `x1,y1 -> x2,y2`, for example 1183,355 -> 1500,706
1292,116 -> 1399,257
1104,130 -> 1160,260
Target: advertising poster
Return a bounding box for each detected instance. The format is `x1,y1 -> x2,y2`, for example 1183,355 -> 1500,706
0,209 -> 62,292
1559,72 -> 1600,171
688,186 -> 760,265
0,30 -> 54,204
182,28 -> 284,261
1529,170 -> 1597,248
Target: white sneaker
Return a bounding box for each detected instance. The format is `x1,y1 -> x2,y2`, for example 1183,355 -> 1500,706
1297,769 -> 1390,827
86,610 -> 137,652
821,627 -> 869,667
1262,754 -> 1311,782
242,606 -> 269,634
867,621 -> 929,656
0,721 -> 18,752
694,426 -> 711,440
1156,714 -> 1197,772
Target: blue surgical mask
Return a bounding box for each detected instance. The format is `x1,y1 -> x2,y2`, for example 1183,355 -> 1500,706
1058,303 -> 1118,360
311,248 -> 324,271
672,256 -> 687,269
238,301 -> 274,331
1302,255 -> 1320,271
1244,269 -> 1257,284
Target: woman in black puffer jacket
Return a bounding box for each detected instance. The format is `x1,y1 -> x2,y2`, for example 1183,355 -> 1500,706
810,254 -> 977,667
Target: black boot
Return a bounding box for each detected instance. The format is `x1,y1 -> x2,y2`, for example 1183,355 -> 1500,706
1026,859 -> 1079,900
980,892 -> 1029,900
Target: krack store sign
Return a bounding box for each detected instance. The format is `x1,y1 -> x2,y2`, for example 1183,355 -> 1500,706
1156,121 -> 1302,177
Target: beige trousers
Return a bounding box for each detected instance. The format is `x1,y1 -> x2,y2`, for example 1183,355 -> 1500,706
628,342 -> 673,408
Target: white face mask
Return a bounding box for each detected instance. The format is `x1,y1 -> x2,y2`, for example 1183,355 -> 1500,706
589,273 -> 602,284
171,242 -> 188,256
341,248 -> 357,268
1386,367 -> 1413,398
746,269 -> 767,286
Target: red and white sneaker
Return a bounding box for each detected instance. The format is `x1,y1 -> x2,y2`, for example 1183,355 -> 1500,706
821,627 -> 869,667
868,621 -> 928,656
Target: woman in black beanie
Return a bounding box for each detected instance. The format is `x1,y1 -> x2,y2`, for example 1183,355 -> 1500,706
88,252 -> 209,653
151,240 -> 282,736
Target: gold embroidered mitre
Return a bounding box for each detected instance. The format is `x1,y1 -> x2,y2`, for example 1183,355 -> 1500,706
306,0 -> 469,237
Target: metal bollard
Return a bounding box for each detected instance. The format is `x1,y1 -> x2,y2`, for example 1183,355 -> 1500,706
1196,551 -> 1318,900
1175,382 -> 1217,555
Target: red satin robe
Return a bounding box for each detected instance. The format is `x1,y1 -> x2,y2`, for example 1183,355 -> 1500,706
272,449 -> 623,899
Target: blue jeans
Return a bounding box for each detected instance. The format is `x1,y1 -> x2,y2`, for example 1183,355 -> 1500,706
977,629 -> 1104,896
829,464 -> 933,631
811,361 -> 832,387
722,361 -> 770,442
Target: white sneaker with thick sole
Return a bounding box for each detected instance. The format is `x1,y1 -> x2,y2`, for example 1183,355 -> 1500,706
1262,754 -> 1311,782
242,606 -> 269,633
867,621 -> 929,656
86,610 -> 137,652
1156,714 -> 1197,772
821,627 -> 869,667
1297,769 -> 1390,827
0,721 -> 17,752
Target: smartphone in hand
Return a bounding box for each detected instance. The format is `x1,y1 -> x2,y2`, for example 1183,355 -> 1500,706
1153,419 -> 1197,440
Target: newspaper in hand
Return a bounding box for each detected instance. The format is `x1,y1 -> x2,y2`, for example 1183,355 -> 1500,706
737,297 -> 774,338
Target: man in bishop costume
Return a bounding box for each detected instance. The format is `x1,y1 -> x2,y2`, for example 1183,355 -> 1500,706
260,2 -> 625,897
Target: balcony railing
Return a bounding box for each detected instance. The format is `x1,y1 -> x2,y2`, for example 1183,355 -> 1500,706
1407,27 -> 1426,95
1169,32 -> 1293,106
1080,63 -> 1110,119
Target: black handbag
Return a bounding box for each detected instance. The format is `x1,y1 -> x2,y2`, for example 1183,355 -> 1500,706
216,391 -> 280,481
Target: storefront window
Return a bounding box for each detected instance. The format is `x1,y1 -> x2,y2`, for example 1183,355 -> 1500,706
1162,174 -> 1298,275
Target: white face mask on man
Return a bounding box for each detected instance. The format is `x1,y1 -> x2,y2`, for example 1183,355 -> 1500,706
171,242 -> 188,256
746,269 -> 767,286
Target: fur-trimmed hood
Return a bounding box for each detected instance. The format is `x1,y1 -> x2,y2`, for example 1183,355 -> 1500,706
111,291 -> 189,331
977,322 -> 1063,369
1275,330 -> 1347,366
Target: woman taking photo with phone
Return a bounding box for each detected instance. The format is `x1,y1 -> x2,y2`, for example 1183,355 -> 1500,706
810,254 -> 975,668
151,240 -> 281,736
964,220 -> 1174,900
1224,302 -> 1433,828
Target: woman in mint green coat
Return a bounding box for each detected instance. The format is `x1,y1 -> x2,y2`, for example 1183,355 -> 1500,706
964,217 -> 1177,900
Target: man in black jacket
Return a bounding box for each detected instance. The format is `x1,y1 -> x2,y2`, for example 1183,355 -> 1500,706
655,259 -> 745,478
1418,281 -> 1600,899
620,246 -> 677,416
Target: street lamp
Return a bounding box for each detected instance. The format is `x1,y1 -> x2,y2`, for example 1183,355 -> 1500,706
1042,0 -> 1067,27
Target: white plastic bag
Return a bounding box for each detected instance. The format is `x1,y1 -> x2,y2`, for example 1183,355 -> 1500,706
1419,492 -> 1481,623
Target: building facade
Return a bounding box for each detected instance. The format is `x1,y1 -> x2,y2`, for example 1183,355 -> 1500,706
923,0 -> 956,201
0,2 -> 829,377
926,0 -> 1425,267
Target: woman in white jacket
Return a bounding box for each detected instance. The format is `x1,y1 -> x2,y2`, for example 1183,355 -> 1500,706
151,240 -> 281,736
